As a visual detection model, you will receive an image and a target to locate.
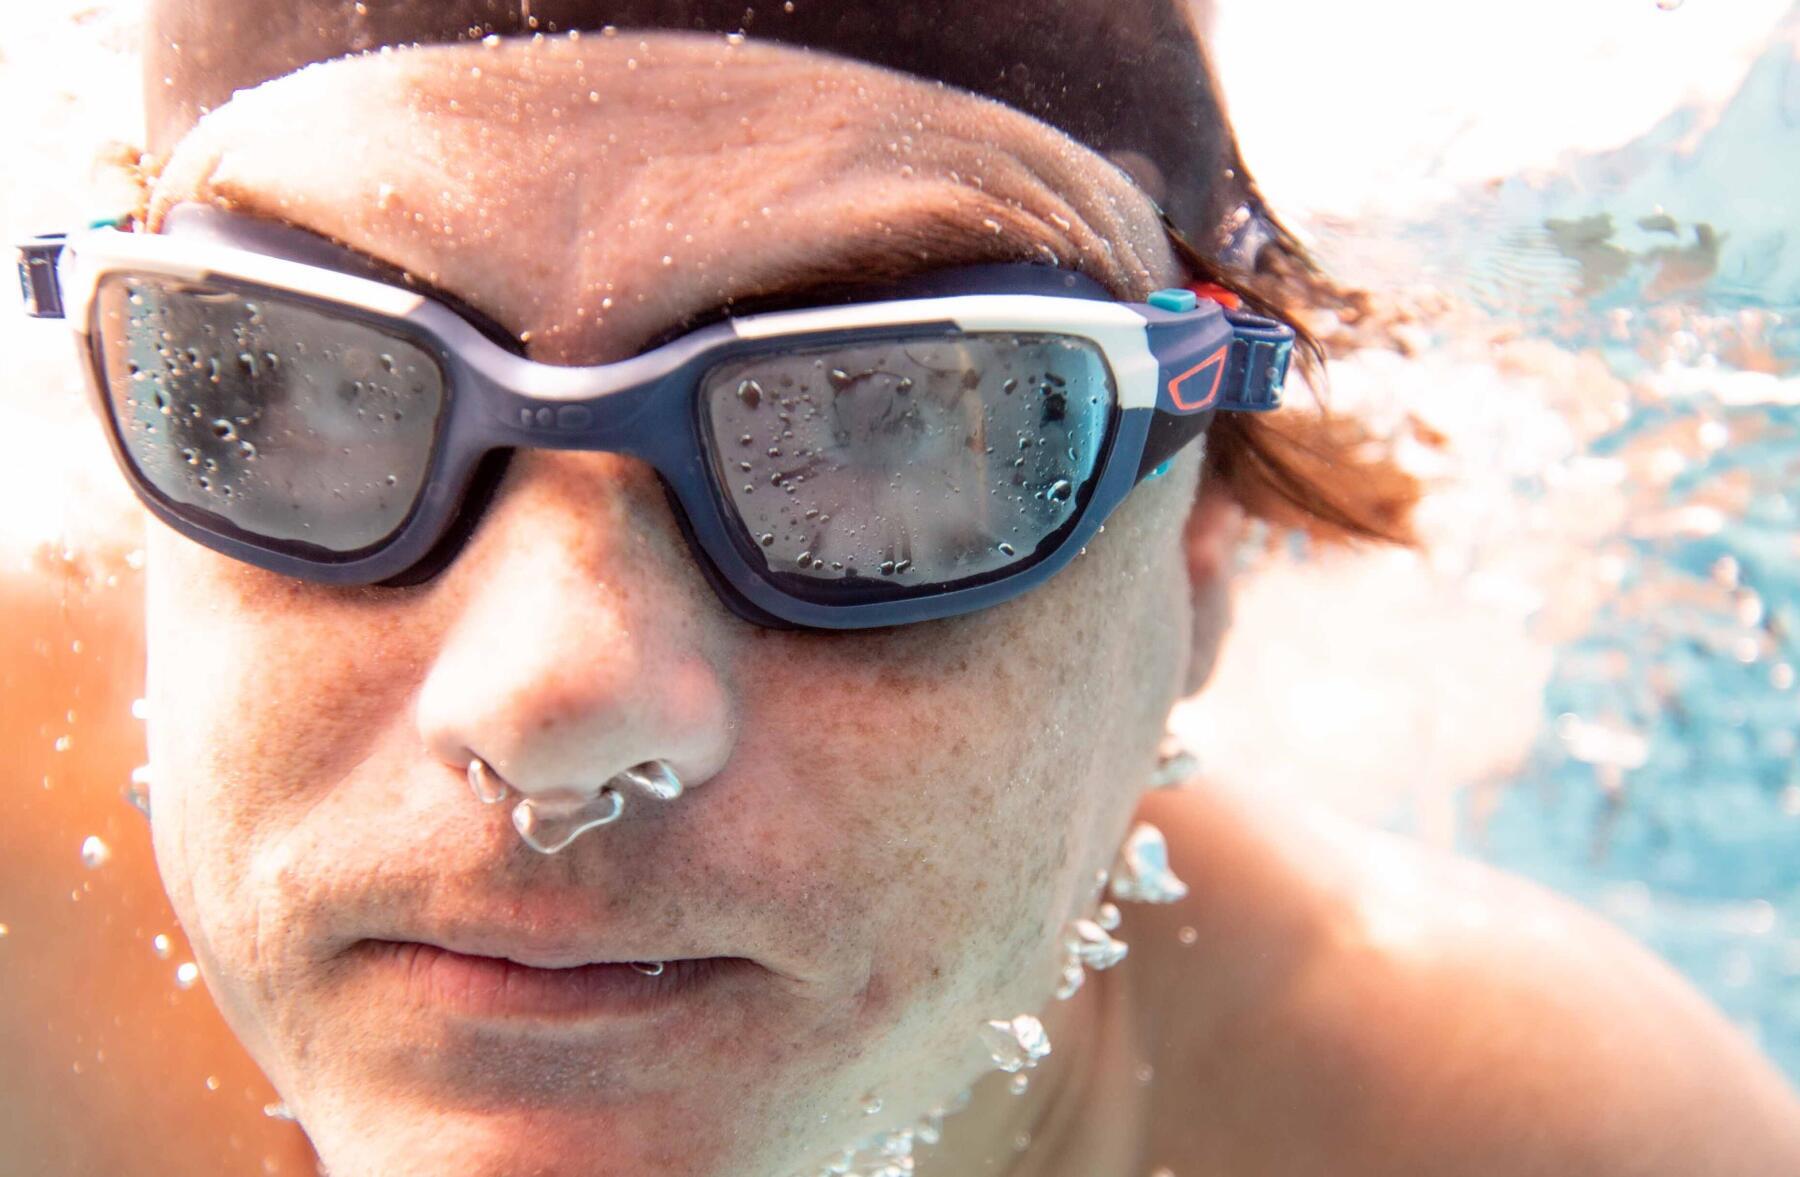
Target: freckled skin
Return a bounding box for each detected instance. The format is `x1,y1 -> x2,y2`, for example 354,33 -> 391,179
141,33 -> 1197,1177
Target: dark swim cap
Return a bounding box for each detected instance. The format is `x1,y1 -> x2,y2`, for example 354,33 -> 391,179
144,0 -> 1278,270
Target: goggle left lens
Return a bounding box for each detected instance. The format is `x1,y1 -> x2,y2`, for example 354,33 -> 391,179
95,273 -> 447,558
700,330 -> 1114,601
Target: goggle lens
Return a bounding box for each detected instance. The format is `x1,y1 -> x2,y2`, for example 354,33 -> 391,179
701,332 -> 1113,598
95,273 -> 446,556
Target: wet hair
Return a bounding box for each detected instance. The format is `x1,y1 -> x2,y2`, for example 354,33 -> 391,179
143,0 -> 1416,544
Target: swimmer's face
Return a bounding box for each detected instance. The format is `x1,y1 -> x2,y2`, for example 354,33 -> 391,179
142,33 -> 1216,1176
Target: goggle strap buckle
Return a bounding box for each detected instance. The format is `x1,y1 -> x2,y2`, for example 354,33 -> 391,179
1220,311 -> 1292,413
15,234 -> 67,320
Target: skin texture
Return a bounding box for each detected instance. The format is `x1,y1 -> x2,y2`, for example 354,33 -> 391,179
140,32 -> 1197,1177
128,29 -> 1800,1177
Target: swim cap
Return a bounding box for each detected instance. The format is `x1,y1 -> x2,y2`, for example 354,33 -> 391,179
144,0 -> 1270,269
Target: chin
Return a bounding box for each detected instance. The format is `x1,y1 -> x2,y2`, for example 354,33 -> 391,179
296,1086 -> 763,1177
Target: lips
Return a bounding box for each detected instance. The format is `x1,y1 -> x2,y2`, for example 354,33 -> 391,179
359,940 -> 758,1018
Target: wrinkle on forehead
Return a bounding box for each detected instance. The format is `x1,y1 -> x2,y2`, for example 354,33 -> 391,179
146,33 -> 1177,362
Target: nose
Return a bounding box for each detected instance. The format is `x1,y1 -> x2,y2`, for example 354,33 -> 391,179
414,451 -> 737,822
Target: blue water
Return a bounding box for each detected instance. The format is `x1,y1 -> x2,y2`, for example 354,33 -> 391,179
1354,14 -> 1800,1083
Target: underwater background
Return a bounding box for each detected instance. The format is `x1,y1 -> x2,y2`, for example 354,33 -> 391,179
1,1 -> 1795,1170
1182,0 -> 1800,1084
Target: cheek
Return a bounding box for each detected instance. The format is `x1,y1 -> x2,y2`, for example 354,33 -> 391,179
143,534 -> 431,987
737,491 -> 1192,1043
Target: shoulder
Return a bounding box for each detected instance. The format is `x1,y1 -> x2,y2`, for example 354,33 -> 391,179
1125,784 -> 1800,1177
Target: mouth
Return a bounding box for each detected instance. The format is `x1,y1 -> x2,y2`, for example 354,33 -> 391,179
355,940 -> 761,1019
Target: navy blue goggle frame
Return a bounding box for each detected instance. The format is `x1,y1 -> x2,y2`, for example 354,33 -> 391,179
18,206 -> 1291,630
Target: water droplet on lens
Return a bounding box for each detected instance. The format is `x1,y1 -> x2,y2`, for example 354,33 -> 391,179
210,418 -> 236,441
1047,479 -> 1073,502
997,542 -> 1016,557
759,533 -> 774,546
796,551 -> 813,566
630,960 -> 666,976
862,1094 -> 882,1115
737,379 -> 763,409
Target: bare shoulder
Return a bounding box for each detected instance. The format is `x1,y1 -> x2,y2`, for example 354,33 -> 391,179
1125,784 -> 1800,1177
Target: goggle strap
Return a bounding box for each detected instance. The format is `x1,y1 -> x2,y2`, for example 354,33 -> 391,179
1136,406 -> 1215,482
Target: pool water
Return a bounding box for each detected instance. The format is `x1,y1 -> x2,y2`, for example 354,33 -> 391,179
1295,8 -> 1800,1082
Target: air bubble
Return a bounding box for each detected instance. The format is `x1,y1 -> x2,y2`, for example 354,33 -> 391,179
79,836 -> 110,869
511,788 -> 625,854
1108,822 -> 1189,904
979,1014 -> 1051,1073
152,933 -> 172,959
175,961 -> 200,989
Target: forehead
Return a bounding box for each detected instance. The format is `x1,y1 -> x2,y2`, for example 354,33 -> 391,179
145,1 -> 1230,223
146,34 -> 1176,359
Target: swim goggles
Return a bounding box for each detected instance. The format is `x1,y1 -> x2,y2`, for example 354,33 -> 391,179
17,205 -> 1290,630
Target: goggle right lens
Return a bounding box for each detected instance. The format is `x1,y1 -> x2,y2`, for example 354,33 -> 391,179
94,273 -> 446,557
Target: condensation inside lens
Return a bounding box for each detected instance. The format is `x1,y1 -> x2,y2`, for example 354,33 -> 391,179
97,275 -> 443,553
704,333 -> 1112,591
